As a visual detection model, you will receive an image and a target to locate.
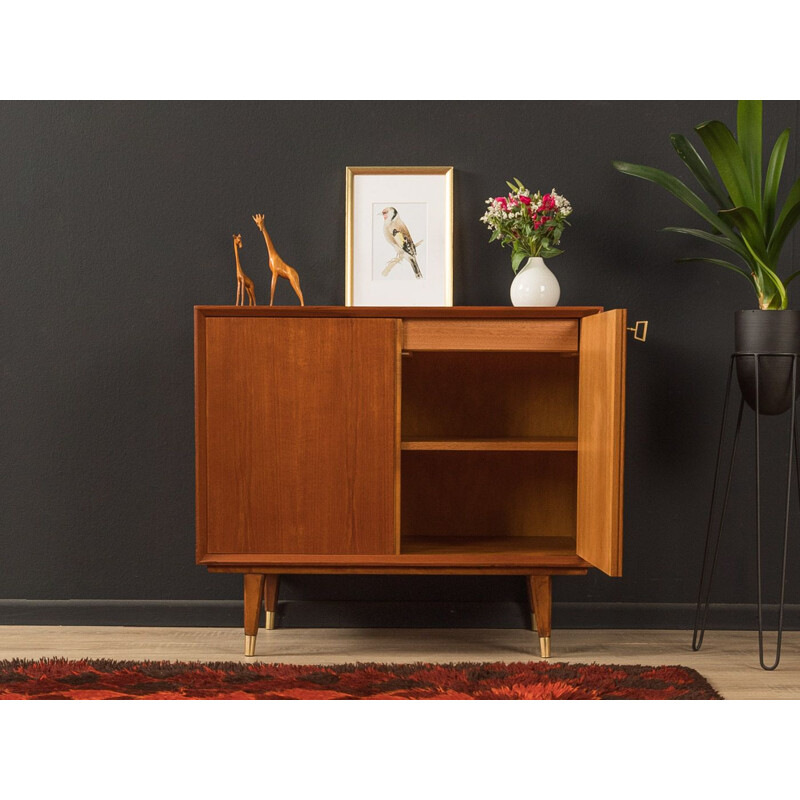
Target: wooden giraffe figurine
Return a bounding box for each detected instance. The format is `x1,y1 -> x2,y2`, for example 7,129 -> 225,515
232,234 -> 256,306
252,213 -> 304,306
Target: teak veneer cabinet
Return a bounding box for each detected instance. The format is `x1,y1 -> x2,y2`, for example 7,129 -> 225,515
195,306 -> 626,657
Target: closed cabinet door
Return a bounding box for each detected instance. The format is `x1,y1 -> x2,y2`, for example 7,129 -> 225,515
198,316 -> 399,556
576,309 -> 626,576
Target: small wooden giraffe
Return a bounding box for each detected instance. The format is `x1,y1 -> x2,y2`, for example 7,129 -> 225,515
233,234 -> 256,306
252,214 -> 304,306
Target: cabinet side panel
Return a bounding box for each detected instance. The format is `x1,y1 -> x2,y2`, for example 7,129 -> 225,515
394,320 -> 403,554
576,309 -> 626,576
195,309 -> 208,562
203,317 -> 396,555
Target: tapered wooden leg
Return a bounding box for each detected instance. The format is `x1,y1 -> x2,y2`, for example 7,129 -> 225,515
528,575 -> 552,658
525,579 -> 536,632
264,574 -> 280,630
244,574 -> 266,656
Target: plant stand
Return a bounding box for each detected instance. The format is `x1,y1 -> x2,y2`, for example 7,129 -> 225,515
692,353 -> 799,670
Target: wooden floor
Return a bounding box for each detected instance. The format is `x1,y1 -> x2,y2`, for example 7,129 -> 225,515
1,626 -> 798,699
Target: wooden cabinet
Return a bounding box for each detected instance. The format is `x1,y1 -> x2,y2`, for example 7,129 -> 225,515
195,306 -> 626,657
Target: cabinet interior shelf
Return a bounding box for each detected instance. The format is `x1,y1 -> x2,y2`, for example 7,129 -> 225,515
402,535 -> 577,556
400,437 -> 578,451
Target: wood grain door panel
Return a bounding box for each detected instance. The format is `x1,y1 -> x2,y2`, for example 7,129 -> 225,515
576,309 -> 626,576
201,317 -> 398,555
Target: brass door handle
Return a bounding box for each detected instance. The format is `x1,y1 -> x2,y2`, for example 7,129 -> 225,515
627,320 -> 648,342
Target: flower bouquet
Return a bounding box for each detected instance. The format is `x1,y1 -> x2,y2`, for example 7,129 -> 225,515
480,179 -> 573,273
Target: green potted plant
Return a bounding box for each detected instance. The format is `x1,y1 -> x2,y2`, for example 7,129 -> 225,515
613,100 -> 800,414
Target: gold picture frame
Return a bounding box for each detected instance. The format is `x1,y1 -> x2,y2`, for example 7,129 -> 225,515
345,166 -> 454,306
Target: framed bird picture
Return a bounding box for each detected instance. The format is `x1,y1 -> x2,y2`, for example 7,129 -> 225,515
345,166 -> 453,306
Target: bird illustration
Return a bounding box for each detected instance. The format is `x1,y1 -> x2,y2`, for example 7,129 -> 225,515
381,207 -> 422,278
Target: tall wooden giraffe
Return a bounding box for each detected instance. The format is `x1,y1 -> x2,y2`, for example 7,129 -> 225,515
252,214 -> 304,306
232,234 -> 256,306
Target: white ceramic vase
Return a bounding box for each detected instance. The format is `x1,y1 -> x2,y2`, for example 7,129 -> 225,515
510,257 -> 560,307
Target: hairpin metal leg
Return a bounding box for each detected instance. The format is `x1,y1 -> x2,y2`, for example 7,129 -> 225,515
693,356 -> 743,651
693,352 -> 799,669
756,354 -> 797,670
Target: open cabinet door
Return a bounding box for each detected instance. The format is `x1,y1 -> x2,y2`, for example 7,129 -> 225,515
576,309 -> 627,576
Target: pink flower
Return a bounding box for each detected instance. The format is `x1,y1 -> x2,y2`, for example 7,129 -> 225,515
495,197 -> 508,210
518,195 -> 531,206
538,195 -> 556,213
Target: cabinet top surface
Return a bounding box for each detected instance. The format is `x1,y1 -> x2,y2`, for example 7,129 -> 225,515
195,306 -> 605,319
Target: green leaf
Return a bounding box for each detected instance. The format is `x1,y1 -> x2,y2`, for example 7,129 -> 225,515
511,250 -> 528,273
540,246 -> 564,258
784,269 -> 800,287
738,234 -> 788,309
612,160 -> 746,254
719,207 -> 776,306
768,200 -> 800,264
737,100 -> 763,212
759,263 -> 787,308
670,133 -> 730,208
675,256 -> 757,286
718,206 -> 769,260
695,120 -> 756,214
767,293 -> 785,310
506,181 -> 517,193
768,176 -> 800,262
663,226 -> 749,261
763,128 -> 789,235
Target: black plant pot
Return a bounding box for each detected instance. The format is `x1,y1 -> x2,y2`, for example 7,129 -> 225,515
735,309 -> 800,415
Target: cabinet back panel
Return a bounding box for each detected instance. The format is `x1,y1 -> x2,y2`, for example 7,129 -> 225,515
402,352 -> 578,439
202,317 -> 397,555
401,451 -> 577,540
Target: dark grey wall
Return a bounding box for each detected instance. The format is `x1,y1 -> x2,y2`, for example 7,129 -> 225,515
3,101 -> 799,627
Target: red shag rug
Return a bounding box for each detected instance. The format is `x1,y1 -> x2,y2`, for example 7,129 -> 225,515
0,659 -> 721,699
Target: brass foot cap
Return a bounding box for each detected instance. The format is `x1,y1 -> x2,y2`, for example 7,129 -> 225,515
245,634 -> 256,657
539,636 -> 551,659
265,610 -> 276,631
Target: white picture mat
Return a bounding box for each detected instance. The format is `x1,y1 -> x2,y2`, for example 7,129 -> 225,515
352,173 -> 449,305
371,202 -> 428,281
